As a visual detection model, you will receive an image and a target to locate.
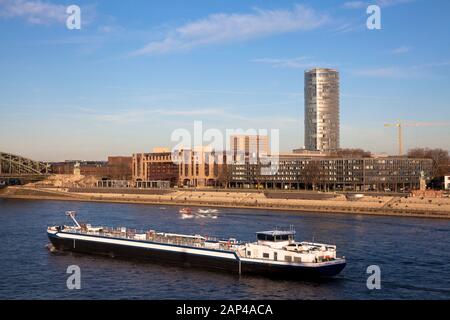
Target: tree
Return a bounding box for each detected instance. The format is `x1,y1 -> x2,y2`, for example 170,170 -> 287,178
216,164 -> 232,188
407,148 -> 450,178
303,161 -> 321,190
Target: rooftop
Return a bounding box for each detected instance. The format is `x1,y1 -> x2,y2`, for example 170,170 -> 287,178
256,230 -> 296,236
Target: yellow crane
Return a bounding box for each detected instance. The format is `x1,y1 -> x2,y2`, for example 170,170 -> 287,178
384,121 -> 450,156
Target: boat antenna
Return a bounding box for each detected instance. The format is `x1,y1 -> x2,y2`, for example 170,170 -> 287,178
66,211 -> 81,228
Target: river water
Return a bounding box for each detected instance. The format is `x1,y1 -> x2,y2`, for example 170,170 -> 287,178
0,199 -> 449,300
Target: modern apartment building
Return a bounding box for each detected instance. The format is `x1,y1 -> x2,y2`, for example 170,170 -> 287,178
229,134 -> 269,164
304,68 -> 340,151
230,155 -> 432,192
176,147 -> 226,187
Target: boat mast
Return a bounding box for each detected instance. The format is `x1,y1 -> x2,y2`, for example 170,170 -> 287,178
66,211 -> 81,228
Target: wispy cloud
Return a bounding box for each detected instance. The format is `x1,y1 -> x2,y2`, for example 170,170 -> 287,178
391,46 -> 410,54
0,0 -> 66,24
354,60 -> 450,78
343,0 -> 414,9
251,56 -> 324,69
342,1 -> 367,9
0,0 -> 98,27
78,105 -> 301,126
377,0 -> 415,7
354,67 -> 408,78
412,61 -> 450,69
80,108 -> 225,124
131,5 -> 329,56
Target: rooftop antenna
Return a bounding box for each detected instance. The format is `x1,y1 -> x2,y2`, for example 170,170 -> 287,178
66,211 -> 81,228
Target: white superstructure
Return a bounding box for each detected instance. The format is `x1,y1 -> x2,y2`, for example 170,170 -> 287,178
235,230 -> 339,263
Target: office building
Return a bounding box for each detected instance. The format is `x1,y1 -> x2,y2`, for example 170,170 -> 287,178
304,68 -> 340,151
229,134 -> 269,164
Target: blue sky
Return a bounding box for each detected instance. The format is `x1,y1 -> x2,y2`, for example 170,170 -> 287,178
0,0 -> 449,161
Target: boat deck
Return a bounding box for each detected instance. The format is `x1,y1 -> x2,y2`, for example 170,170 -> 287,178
59,225 -> 239,252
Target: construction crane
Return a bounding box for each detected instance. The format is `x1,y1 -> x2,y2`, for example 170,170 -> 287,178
384,121 -> 450,156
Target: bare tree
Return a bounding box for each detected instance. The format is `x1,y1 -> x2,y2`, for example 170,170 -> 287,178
407,148 -> 450,178
217,164 -> 232,188
303,161 -> 321,190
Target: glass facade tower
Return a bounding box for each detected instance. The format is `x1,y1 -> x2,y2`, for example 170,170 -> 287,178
304,68 -> 340,151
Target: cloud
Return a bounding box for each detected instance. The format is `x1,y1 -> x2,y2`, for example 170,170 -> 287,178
391,46 -> 410,54
78,105 -> 301,126
343,0 -> 414,9
354,67 -> 408,78
131,5 -> 329,56
82,108 -> 225,124
354,60 -> 450,78
342,1 -> 367,9
251,56 -> 323,69
412,61 -> 450,69
0,0 -> 97,26
376,0 -> 414,7
0,0 -> 67,24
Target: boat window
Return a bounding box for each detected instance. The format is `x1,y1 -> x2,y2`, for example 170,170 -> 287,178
257,233 -> 294,242
285,256 -> 292,262
247,251 -> 251,257
257,234 -> 275,242
263,253 -> 270,259
280,234 -> 291,241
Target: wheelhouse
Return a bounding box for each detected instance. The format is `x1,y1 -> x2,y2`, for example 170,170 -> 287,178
256,230 -> 295,242
255,230 -> 296,249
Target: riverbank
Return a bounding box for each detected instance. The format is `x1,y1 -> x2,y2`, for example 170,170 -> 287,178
1,186 -> 449,219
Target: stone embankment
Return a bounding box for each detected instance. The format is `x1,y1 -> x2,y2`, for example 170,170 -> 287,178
1,185 -> 449,219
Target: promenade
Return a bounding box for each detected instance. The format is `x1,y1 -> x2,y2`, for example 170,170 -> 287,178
1,185 -> 449,219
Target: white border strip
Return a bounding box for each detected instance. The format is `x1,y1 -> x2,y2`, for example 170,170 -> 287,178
239,257 -> 346,267
56,232 -> 237,260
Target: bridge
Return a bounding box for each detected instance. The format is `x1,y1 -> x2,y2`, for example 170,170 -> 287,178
0,151 -> 50,184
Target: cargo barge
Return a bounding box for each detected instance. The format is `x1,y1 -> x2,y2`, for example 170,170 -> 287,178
47,211 -> 346,278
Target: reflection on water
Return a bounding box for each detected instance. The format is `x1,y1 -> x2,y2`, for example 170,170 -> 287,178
0,199 -> 449,299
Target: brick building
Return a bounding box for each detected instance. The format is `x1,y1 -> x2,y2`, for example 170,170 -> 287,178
132,148 -> 179,186
50,156 -> 132,180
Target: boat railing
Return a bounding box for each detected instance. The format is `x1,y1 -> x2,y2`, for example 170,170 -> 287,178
65,227 -> 236,252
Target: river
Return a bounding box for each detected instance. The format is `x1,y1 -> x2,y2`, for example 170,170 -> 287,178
0,199 -> 449,299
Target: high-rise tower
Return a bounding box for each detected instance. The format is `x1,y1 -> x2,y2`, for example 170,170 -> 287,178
304,68 -> 340,151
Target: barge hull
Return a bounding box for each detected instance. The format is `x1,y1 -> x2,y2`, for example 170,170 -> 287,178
241,260 -> 346,278
48,232 -> 346,278
48,233 -> 239,273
